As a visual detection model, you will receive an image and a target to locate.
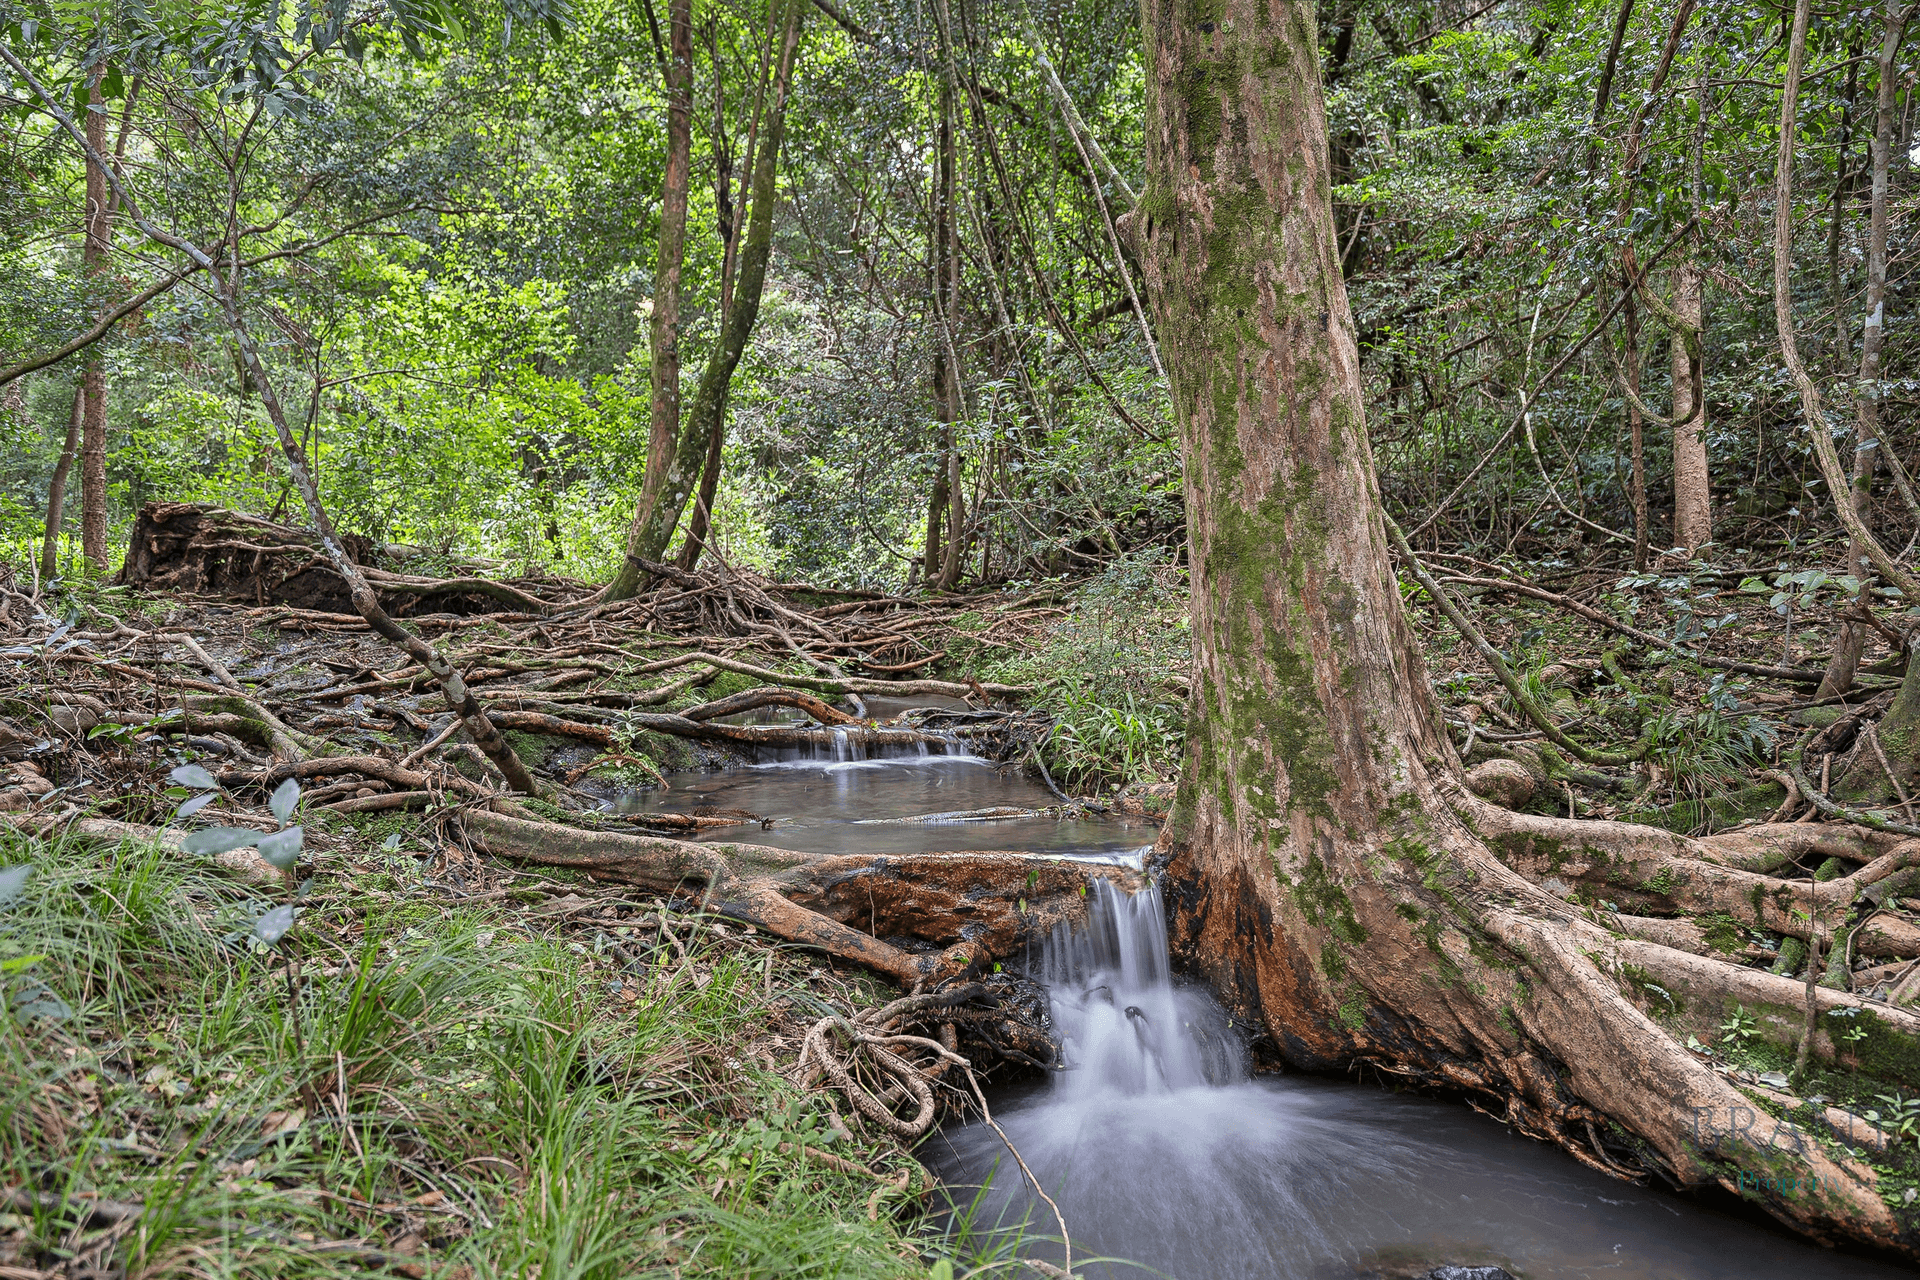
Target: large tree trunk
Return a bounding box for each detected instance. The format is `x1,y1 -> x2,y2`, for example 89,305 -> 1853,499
79,74 -> 111,571
1134,0 -> 1917,1256
607,0 -> 801,596
605,0 -> 695,602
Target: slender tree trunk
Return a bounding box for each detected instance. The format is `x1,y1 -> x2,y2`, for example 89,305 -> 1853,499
931,36 -> 965,594
1134,0 -> 1914,1254
1669,261 -> 1710,551
608,0 -> 804,584
679,7 -> 767,574
41,383 -> 83,582
79,73 -> 111,570
1830,2 -> 1916,741
1624,288 -> 1650,567
677,405 -> 725,571
606,0 -> 695,601
940,443 -> 964,589
923,468 -> 947,583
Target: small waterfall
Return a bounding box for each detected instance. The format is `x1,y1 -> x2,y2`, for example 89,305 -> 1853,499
750,726 -> 979,766
1037,880 -> 1245,1095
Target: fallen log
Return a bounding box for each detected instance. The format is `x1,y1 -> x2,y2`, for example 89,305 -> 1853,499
460,808 -> 1132,986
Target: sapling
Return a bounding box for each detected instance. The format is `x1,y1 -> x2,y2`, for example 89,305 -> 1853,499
171,765 -> 308,1051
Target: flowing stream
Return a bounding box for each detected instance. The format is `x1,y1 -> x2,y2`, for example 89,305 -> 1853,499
617,730 -> 1913,1280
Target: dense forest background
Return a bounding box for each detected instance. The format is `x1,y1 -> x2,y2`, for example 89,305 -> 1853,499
14,3 -> 1920,1274
7,0 -> 1908,598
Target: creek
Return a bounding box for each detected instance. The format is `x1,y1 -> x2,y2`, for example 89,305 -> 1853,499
614,724 -> 1912,1280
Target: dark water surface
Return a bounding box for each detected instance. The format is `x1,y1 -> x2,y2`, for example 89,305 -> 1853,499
613,735 -> 1913,1280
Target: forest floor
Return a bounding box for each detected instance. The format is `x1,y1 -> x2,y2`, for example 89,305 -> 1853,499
9,509 -> 1920,1274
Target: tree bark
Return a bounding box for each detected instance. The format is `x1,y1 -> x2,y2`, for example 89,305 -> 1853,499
931,25 -> 965,594
605,0 -> 696,602
1624,287 -> 1650,567
1834,3 -> 1920,782
609,0 -> 803,587
79,73 -> 111,570
678,5 -> 759,576
1135,0 -> 1915,1254
676,399 -> 725,570
1670,261 -> 1710,552
923,466 -> 947,583
1825,3 -> 1915,703
40,383 -> 82,583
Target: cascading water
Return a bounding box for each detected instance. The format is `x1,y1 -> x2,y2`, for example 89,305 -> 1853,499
936,882 -> 1907,1280
1034,881 -> 1244,1098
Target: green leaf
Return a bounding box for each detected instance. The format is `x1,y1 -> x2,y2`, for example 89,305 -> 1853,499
253,904 -> 297,944
176,793 -> 217,819
169,764 -> 218,790
257,827 -> 303,869
182,827 -> 262,855
269,778 -> 301,824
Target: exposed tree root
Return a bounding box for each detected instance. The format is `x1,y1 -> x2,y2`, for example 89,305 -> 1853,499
679,686 -> 858,725
1475,804 -> 1920,957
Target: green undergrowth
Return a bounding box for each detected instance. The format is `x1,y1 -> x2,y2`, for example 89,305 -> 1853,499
0,832 -> 1030,1278
980,550 -> 1191,795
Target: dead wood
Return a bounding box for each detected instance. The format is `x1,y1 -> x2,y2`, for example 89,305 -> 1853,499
117,502 -> 574,617
459,808 -> 1132,987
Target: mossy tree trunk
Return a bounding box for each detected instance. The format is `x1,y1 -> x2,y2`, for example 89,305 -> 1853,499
606,0 -> 694,601
1134,0 -> 1918,1256
605,0 -> 803,599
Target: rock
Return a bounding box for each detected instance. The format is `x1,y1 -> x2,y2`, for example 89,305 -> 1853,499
1426,1268 -> 1515,1280
1463,758 -> 1534,809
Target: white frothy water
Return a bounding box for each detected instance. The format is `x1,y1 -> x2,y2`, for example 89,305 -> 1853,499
1036,880 -> 1244,1097
940,880 -> 1422,1278
752,729 -> 969,768
936,881 -> 1899,1280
